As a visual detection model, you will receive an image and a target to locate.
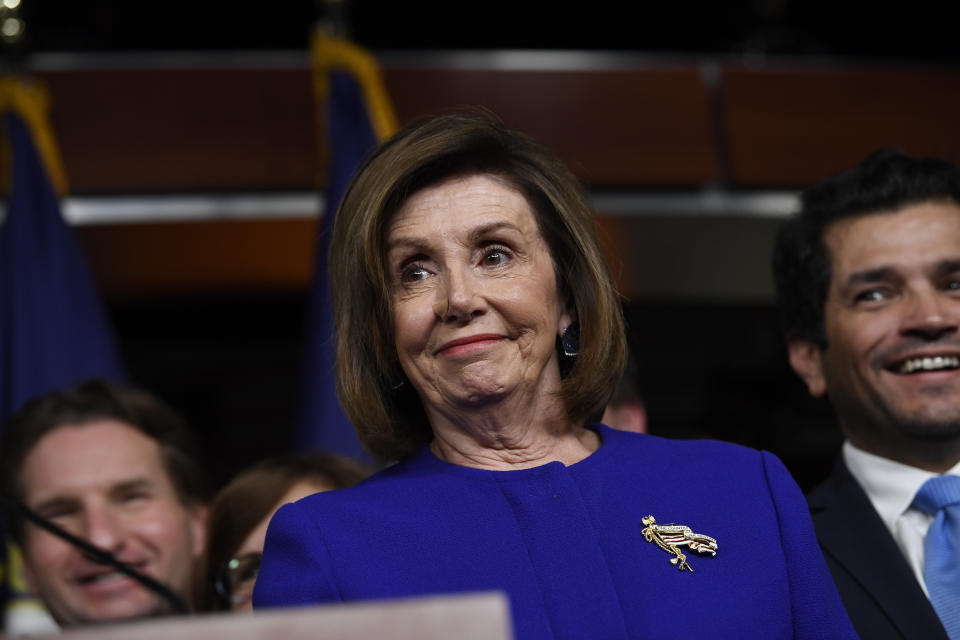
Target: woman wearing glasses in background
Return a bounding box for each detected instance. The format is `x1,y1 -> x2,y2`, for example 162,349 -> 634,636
195,453 -> 370,611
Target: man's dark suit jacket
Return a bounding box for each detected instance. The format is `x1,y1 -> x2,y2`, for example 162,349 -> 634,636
807,458 -> 948,640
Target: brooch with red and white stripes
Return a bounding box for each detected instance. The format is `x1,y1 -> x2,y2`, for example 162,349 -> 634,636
641,515 -> 718,572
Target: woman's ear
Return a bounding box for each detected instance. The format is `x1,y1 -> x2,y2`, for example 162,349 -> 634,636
558,313 -> 578,358
558,314 -> 573,339
557,295 -> 574,338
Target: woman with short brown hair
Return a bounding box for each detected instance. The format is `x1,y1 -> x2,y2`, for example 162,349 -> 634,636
329,110 -> 625,462
254,112 -> 857,639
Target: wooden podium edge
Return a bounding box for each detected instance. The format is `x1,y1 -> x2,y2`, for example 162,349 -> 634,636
60,591 -> 513,640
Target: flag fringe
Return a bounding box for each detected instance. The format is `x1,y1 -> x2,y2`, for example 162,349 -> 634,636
311,31 -> 398,144
0,78 -> 69,196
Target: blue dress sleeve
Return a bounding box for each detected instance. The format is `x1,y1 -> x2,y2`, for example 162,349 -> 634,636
252,500 -> 341,609
761,451 -> 860,639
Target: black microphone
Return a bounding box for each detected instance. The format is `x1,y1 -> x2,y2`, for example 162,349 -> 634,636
0,494 -> 191,615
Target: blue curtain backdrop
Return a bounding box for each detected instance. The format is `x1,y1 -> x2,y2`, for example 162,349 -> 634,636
297,60 -> 383,460
0,112 -> 126,424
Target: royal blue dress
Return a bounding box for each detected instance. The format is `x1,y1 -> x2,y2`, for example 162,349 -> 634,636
253,424 -> 858,639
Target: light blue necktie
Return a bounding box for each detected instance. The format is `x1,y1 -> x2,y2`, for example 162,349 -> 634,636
913,475 -> 960,640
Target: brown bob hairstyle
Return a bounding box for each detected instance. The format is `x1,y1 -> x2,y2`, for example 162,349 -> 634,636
330,110 -> 626,462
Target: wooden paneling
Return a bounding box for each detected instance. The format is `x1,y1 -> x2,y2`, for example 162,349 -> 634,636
38,68 -> 319,192
32,62 -> 960,194
385,68 -> 718,187
35,64 -> 718,192
78,218 -> 317,296
721,66 -> 960,187
594,213 -> 780,302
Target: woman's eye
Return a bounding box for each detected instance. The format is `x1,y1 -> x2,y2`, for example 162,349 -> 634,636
945,279 -> 960,291
400,264 -> 430,283
482,247 -> 511,267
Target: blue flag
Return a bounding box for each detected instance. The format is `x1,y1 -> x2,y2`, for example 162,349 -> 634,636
298,34 -> 396,459
1,83 -> 125,634
0,112 -> 126,423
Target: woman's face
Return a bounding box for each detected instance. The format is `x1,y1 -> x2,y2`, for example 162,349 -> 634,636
228,480 -> 331,611
386,174 -> 571,418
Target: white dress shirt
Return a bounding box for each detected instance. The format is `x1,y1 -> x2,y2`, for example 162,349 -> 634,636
843,441 -> 960,597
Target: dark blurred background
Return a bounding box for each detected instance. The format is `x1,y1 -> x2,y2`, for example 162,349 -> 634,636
19,0 -> 960,62
5,0 -> 960,491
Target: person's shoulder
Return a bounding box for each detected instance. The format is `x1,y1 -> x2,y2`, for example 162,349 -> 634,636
597,423 -> 766,464
291,451 -> 443,512
594,424 -> 790,493
271,450 -> 477,544
805,456 -> 852,509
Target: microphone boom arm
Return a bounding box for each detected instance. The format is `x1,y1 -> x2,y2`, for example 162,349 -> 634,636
2,494 -> 191,615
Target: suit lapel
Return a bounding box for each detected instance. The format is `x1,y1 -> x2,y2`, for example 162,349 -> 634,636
808,459 -> 947,639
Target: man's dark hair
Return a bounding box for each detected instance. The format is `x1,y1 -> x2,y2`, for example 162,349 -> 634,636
0,378 -> 208,543
773,148 -> 960,347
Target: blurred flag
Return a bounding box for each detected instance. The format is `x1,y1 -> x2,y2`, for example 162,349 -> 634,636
0,79 -> 126,421
298,31 -> 397,459
0,78 -> 125,634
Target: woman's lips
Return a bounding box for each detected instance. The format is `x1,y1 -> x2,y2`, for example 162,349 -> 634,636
436,334 -> 504,357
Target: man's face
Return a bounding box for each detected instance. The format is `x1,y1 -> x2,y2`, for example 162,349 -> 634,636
19,419 -> 206,627
788,201 -> 960,465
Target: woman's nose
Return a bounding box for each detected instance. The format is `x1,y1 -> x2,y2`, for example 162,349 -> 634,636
434,269 -> 484,322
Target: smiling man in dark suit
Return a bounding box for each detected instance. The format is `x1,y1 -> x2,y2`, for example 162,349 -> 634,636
773,149 -> 960,640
